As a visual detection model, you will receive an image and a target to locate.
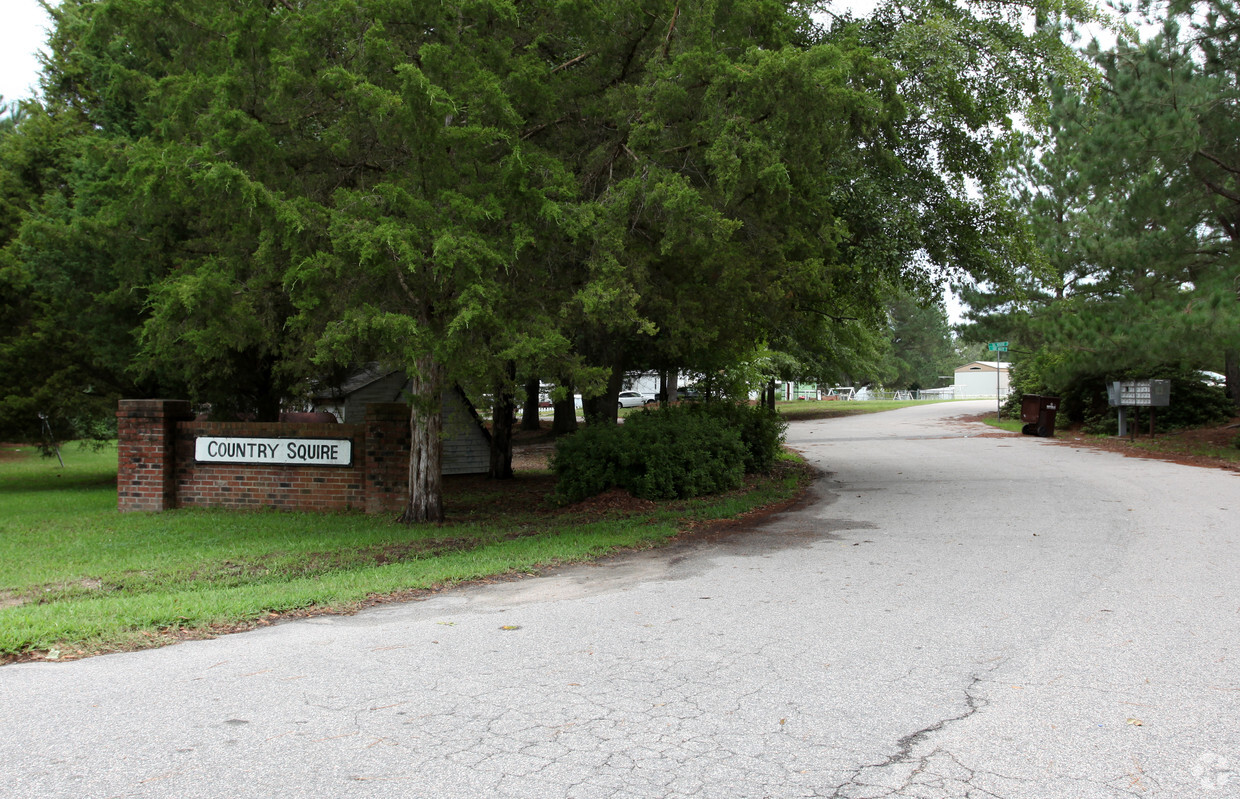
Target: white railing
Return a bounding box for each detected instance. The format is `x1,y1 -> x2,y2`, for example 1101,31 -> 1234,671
833,388 -> 1012,401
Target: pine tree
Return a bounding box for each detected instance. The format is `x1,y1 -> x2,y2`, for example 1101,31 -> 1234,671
887,291 -> 958,391
961,3 -> 1240,405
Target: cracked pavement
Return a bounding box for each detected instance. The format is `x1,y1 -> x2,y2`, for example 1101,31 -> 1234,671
2,400 -> 1238,798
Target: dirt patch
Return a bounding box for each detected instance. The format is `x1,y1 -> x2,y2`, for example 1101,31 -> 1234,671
0,444 -> 32,463
0,591 -> 25,610
567,487 -> 660,516
0,578 -> 106,612
953,413 -> 1240,473
511,441 -> 556,472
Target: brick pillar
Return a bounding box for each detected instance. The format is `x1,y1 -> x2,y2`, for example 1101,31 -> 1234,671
364,403 -> 410,514
117,399 -> 194,512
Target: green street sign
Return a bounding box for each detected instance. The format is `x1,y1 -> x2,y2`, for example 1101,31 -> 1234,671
988,341 -> 1009,352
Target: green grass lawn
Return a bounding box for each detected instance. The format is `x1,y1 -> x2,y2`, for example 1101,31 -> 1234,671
0,442 -> 810,662
1126,436 -> 1240,462
979,416 -> 1025,434
774,398 -> 950,420
612,397 -> 948,421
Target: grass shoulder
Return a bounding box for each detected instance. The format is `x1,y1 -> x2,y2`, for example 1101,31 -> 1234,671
0,442 -> 814,664
973,413 -> 1240,467
978,416 -> 1024,434
775,398 -> 951,421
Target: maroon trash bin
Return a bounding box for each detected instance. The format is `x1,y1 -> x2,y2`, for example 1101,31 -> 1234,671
1020,395 -> 1059,437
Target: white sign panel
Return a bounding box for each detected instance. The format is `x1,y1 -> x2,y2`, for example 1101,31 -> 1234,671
195,437 -> 352,467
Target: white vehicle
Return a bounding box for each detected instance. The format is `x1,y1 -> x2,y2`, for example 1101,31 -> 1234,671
618,391 -> 657,408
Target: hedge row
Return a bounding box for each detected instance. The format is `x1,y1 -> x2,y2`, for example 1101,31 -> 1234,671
551,402 -> 787,503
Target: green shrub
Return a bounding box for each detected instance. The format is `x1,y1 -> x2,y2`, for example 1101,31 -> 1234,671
1040,366 -> 1234,434
620,408 -> 746,500
687,401 -> 787,473
548,423 -> 627,503
551,401 -> 783,503
997,347 -> 1237,433
1155,376 -> 1233,429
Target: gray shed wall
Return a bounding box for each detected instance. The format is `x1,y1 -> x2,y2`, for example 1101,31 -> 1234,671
316,374 -> 490,476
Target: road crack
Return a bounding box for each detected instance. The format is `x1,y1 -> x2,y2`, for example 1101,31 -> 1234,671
830,674 -> 990,798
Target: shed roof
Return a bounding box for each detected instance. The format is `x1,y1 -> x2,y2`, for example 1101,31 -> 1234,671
310,364 -> 399,402
955,361 -> 1010,373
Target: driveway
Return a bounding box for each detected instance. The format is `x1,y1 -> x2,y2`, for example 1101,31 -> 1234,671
2,400 -> 1237,798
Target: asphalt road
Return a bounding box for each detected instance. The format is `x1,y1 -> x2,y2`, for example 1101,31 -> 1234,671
2,400 -> 1238,798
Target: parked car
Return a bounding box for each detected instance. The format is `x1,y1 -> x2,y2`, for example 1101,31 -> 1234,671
675,386 -> 702,401
618,391 -> 657,408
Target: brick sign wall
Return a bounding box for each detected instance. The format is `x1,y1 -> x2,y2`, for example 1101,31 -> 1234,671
117,400 -> 412,514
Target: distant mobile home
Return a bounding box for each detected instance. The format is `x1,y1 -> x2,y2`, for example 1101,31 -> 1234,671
953,361 -> 1012,398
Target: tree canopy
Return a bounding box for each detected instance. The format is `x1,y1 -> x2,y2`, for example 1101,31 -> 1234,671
2,0 -> 1099,519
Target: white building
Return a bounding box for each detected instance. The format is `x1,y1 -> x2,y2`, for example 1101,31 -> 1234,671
953,361 -> 1012,398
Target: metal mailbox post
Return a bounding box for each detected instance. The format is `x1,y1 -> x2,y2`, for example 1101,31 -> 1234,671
1106,379 -> 1171,437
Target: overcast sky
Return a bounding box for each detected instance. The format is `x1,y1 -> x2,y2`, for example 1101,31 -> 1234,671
1,0 -> 53,106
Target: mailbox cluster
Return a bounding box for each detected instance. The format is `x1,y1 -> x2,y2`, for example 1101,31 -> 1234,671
1106,379 -> 1171,437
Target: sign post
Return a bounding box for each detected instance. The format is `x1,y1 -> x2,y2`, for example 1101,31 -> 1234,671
987,342 -> 1009,420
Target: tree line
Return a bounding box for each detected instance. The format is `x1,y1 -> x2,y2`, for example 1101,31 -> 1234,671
958,0 -> 1239,424
1,0 -> 1095,520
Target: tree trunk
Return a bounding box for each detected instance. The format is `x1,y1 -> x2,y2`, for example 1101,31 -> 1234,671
1226,349 -> 1240,412
666,369 -> 679,405
254,392 -> 283,423
400,355 -> 445,524
520,376 -> 542,431
250,358 -> 283,422
765,377 -> 777,410
489,364 -> 516,479
583,361 -> 625,425
552,377 -> 578,435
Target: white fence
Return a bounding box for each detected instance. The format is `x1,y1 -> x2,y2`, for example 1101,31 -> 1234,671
826,387 -> 1014,401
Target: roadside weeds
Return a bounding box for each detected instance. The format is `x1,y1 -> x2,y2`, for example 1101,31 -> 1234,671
966,413 -> 1240,472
